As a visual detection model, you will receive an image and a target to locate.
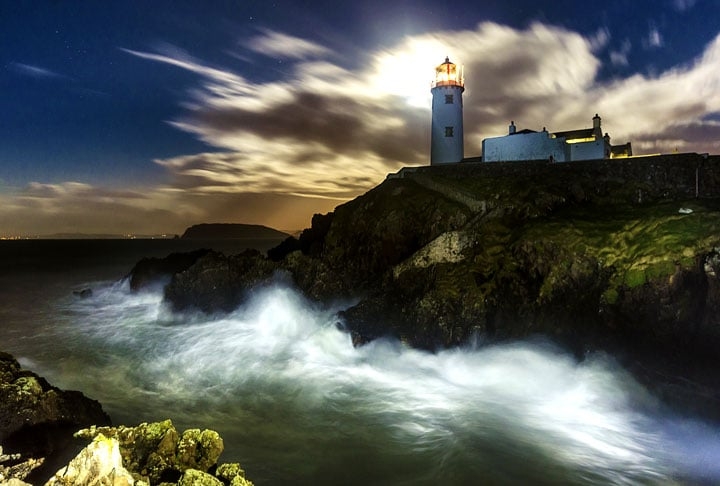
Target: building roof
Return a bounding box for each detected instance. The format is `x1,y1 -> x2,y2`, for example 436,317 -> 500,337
510,128 -> 538,135
553,128 -> 595,140
611,142 -> 632,155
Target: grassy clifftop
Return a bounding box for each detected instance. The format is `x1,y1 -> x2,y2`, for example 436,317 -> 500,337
147,154 -> 720,397
312,154 -> 720,360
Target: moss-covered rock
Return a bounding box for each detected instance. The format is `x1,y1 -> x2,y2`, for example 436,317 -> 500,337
77,421 -> 225,485
44,433 -> 135,486
177,469 -> 222,486
0,352 -> 110,484
127,154 -> 720,395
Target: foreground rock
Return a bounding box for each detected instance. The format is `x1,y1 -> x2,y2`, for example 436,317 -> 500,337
42,421 -> 253,486
0,351 -> 111,483
1,351 -> 254,485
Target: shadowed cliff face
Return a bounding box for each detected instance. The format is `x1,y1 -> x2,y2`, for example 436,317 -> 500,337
288,155 -> 720,356
133,154 -> 720,387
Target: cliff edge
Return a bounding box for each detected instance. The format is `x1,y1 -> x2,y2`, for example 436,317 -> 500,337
130,153 -> 720,414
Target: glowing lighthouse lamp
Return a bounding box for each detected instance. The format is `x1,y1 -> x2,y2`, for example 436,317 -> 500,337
431,57 -> 465,165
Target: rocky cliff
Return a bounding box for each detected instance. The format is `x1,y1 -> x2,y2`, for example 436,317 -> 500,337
0,352 -> 253,485
131,153 -> 720,412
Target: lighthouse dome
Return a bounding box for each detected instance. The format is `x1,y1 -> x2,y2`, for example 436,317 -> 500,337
432,57 -> 464,90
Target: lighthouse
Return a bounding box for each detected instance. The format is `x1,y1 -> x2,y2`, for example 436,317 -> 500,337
431,57 -> 464,165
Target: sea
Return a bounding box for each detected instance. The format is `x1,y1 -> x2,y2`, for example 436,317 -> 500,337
2,238 -> 720,485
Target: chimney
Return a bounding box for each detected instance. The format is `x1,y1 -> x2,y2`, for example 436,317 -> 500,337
593,113 -> 602,138
509,120 -> 516,134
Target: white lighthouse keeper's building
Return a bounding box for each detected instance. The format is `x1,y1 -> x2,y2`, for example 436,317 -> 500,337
431,57 -> 465,165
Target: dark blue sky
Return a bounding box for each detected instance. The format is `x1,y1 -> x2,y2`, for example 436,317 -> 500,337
1,0 -> 719,235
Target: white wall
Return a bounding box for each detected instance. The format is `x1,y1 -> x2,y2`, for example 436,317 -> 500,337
482,131 -> 567,162
568,140 -> 607,161
431,85 -> 464,164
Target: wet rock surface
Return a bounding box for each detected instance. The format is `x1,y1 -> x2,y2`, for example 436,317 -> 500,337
125,154 -> 720,417
0,352 -> 111,484
73,421 -> 252,486
127,249 -> 212,292
0,358 -> 254,486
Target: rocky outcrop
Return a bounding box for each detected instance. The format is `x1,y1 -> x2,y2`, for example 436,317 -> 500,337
0,352 -> 111,484
43,434 -> 134,486
127,249 -> 212,292
69,421 -> 252,486
126,154 -> 720,386
163,250 -> 279,313
1,357 -> 255,486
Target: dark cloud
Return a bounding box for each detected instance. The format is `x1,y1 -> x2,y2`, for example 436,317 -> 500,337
634,119 -> 720,153
7,23 -> 720,236
186,91 -> 428,165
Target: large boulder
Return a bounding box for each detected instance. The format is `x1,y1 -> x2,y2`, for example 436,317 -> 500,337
43,434 -> 134,486
163,250 -> 279,313
127,249 -> 211,292
75,421 -> 252,486
0,352 -> 111,483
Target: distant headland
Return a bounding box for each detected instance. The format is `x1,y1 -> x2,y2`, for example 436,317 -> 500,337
181,223 -> 290,240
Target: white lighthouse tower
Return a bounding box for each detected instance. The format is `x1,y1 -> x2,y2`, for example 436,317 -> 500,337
431,57 -> 464,165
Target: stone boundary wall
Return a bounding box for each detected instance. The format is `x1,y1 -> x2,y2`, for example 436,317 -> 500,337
390,153 -> 720,200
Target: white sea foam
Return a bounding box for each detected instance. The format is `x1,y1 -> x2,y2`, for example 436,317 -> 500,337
53,281 -> 720,484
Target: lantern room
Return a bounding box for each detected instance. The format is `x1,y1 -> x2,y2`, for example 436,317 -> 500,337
432,57 -> 464,90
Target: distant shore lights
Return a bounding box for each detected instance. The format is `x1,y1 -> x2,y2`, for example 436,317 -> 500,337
431,57 -> 465,165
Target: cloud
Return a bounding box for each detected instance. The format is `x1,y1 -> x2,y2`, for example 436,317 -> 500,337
673,0 -> 697,11
149,21 -> 606,193
0,180 -> 338,235
610,39 -> 632,66
9,62 -> 68,80
588,27 -> 611,52
247,29 -> 333,59
135,21 -> 720,212
9,22 -> 720,236
121,47 -> 248,88
646,25 -> 663,48
0,182 -> 173,235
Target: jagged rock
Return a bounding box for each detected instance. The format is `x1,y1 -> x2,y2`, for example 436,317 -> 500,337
163,250 -> 279,313
177,469 -> 222,486
267,212 -> 333,261
44,434 -> 134,486
215,463 -> 253,486
76,420 -> 225,485
72,288 -> 93,298
0,442 -> 43,485
0,351 -> 111,483
122,155 -> 720,414
127,249 -> 212,292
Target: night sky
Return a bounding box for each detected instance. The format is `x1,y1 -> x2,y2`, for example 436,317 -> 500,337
2,0 -> 719,236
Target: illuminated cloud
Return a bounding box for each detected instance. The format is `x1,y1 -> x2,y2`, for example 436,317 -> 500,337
132,22 -> 720,214
8,22 -> 719,235
248,29 -> 333,59
610,39 -> 632,66
587,27 -> 611,52
0,182 -> 173,235
646,25 -> 663,48
9,62 -> 67,80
